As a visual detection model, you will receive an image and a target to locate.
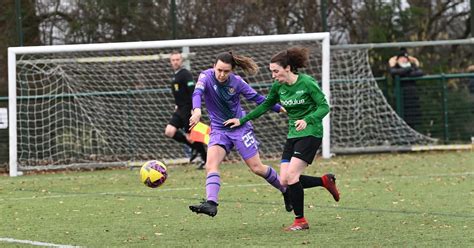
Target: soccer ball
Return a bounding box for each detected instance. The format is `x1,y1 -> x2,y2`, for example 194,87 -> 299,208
140,160 -> 168,188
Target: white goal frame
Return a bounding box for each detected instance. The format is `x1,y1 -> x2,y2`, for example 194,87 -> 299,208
8,32 -> 331,177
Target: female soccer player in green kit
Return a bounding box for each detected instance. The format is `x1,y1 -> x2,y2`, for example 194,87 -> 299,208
224,46 -> 340,231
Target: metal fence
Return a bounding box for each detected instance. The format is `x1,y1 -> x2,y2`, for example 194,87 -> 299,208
376,73 -> 474,144
1,72 -> 473,170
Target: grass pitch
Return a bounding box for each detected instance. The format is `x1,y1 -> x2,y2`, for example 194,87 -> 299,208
0,151 -> 473,247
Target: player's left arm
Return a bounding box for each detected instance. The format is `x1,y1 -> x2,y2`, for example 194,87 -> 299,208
303,80 -> 330,125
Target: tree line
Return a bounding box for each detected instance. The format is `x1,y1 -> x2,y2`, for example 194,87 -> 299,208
0,0 -> 471,96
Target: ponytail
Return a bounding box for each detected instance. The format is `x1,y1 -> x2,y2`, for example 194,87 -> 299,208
215,51 -> 259,75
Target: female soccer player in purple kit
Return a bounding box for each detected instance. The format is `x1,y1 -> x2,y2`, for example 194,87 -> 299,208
225,47 -> 340,231
188,51 -> 288,217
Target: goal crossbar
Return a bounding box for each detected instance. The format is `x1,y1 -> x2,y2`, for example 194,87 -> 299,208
9,33 -> 330,54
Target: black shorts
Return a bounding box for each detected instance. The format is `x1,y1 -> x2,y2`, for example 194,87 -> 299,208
281,136 -> 322,165
169,108 -> 192,133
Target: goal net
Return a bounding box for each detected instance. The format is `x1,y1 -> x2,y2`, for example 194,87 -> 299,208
8,33 -> 434,174
329,48 -> 436,153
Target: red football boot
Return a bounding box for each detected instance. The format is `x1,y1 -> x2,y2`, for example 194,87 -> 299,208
322,174 -> 340,202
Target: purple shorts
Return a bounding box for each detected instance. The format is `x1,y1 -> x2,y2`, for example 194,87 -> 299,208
208,124 -> 259,160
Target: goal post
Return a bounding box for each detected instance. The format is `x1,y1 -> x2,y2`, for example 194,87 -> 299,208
8,33 -> 331,176
8,49 -> 18,177
321,35 -> 331,159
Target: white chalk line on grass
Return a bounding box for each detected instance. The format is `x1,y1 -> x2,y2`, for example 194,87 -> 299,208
1,171 -> 473,201
345,171 -> 474,182
0,183 -> 267,201
0,237 -> 80,247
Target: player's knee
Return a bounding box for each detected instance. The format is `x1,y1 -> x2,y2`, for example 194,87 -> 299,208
280,178 -> 288,187
164,131 -> 173,138
286,173 -> 300,185
248,165 -> 259,174
249,163 -> 266,176
164,128 -> 175,138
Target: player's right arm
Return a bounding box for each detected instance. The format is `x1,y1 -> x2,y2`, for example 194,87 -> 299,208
190,73 -> 206,129
224,83 -> 280,128
238,77 -> 282,113
189,108 -> 201,129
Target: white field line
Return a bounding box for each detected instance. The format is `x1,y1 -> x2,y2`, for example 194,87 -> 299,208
345,171 -> 474,181
0,237 -> 80,247
0,183 -> 267,201
1,172 -> 473,201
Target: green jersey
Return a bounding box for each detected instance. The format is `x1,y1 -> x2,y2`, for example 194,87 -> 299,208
240,73 -> 329,139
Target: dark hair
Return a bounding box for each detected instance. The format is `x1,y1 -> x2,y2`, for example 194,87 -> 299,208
215,51 -> 259,75
170,50 -> 181,56
270,46 -> 309,73
397,47 -> 408,58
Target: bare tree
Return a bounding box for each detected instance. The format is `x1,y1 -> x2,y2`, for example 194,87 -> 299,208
1,0 -> 471,93
0,0 -> 41,96
328,0 -> 469,44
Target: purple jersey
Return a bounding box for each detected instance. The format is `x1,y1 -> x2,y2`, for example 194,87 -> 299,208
192,69 -> 280,130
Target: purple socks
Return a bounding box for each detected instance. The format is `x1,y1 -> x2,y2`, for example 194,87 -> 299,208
206,172 -> 221,203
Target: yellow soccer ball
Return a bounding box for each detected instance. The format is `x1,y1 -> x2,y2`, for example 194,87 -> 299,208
140,160 -> 168,188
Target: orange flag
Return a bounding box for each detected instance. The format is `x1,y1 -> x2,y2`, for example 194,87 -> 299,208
189,122 -> 211,144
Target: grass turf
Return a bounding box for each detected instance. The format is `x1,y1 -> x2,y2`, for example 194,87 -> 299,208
0,151 -> 472,247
